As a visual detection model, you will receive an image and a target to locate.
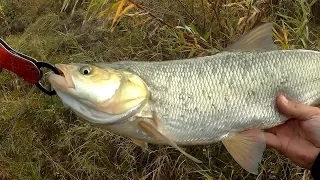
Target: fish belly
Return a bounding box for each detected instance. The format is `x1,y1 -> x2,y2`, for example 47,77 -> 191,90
108,50 -> 320,145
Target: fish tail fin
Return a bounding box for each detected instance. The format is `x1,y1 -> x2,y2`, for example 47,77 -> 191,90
222,129 -> 266,175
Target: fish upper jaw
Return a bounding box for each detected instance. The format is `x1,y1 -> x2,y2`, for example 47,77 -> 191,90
48,64 -> 75,91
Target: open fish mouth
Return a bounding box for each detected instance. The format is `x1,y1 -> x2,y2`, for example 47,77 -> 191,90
48,64 -> 75,90
56,67 -> 64,77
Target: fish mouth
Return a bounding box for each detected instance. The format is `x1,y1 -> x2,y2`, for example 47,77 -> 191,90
48,64 -> 75,90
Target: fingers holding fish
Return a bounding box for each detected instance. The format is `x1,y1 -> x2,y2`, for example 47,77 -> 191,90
264,129 -> 278,149
276,94 -> 320,121
265,94 -> 320,152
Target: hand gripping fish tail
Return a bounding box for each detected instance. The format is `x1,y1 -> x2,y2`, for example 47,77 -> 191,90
0,38 -> 62,95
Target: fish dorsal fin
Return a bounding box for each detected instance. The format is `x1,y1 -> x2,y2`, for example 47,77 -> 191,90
138,119 -> 202,163
224,23 -> 279,52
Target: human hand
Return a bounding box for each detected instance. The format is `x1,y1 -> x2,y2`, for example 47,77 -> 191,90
264,94 -> 320,169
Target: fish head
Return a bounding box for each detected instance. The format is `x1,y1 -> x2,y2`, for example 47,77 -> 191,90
48,63 -> 149,124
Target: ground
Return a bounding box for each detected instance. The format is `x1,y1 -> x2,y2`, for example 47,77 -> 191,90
0,0 -> 320,179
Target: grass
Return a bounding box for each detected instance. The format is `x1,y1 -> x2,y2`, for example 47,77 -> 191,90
0,0 -> 320,179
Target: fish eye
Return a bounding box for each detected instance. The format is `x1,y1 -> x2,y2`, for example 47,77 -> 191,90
80,66 -> 92,75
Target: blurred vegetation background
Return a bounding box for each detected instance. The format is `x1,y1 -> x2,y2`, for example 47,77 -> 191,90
0,0 -> 320,179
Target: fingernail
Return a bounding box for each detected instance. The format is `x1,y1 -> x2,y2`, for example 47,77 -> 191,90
280,94 -> 289,104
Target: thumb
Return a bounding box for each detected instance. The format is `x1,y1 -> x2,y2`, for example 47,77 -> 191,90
276,94 -> 320,120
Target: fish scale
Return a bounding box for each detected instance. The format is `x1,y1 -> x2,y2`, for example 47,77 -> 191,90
103,50 -> 320,145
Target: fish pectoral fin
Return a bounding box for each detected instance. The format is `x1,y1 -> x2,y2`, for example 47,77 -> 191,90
222,129 -> 266,175
131,138 -> 149,150
224,22 -> 279,52
138,120 -> 202,163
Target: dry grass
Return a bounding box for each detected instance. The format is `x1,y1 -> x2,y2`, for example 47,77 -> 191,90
0,0 -> 320,179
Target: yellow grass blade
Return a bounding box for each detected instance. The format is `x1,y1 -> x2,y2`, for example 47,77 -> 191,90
97,1 -> 121,19
282,22 -> 289,45
111,0 -> 127,27
133,17 -> 152,27
114,3 -> 136,25
119,3 -> 135,18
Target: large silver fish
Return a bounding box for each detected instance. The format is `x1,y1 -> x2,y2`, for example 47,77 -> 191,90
47,23 -> 320,174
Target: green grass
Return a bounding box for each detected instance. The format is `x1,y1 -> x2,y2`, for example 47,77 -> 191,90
0,0 -> 320,179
